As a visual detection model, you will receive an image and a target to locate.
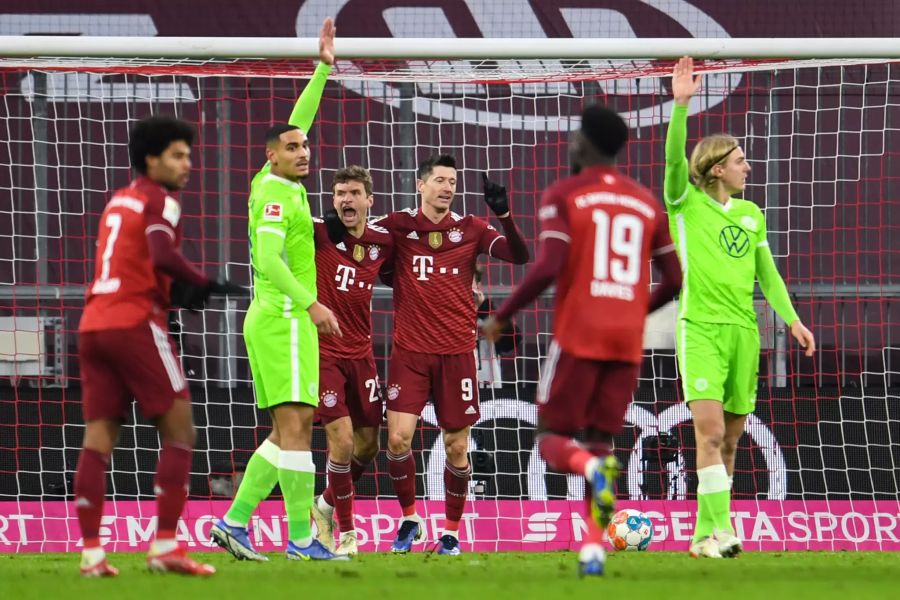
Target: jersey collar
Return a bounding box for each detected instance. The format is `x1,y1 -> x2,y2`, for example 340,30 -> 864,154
705,193 -> 733,212
262,171 -> 304,190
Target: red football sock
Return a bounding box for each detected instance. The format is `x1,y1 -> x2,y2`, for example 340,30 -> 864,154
74,448 -> 110,548
326,459 -> 355,533
539,433 -> 595,476
387,449 -> 417,516
443,460 -> 471,530
323,455 -> 371,507
154,442 -> 192,540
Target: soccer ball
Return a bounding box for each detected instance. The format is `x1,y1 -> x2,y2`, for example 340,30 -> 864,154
607,509 -> 653,551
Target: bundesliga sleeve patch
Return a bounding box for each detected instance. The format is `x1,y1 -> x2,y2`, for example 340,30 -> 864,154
539,204 -> 558,221
162,196 -> 181,227
264,203 -> 283,222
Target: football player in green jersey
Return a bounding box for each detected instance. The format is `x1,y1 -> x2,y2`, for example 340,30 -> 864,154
210,18 -> 346,562
665,56 -> 816,559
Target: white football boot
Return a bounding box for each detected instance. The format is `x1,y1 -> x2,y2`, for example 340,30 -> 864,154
335,531 -> 359,557
716,529 -> 743,558
310,495 -> 336,552
689,536 -> 723,558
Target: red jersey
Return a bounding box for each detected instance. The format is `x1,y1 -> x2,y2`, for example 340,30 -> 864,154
539,166 -> 674,363
79,177 -> 183,332
314,220 -> 393,359
375,209 -> 503,355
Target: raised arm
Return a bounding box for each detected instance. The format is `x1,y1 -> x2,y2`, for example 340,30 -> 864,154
665,56 -> 701,207
287,17 -> 335,133
481,174 -> 530,264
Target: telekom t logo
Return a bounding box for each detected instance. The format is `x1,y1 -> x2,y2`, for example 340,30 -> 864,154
412,255 -> 434,281
335,264 -> 357,291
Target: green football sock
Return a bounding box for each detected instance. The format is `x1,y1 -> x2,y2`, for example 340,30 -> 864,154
224,439 -> 280,527
693,493 -> 716,542
278,450 -> 316,544
694,463 -> 732,542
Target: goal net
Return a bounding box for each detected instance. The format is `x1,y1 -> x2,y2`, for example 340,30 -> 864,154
1,45 -> 898,553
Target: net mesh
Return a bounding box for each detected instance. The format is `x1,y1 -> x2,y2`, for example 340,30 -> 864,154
0,55 -> 898,551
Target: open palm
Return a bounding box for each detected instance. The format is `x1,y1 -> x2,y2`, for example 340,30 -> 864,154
319,17 -> 336,65
672,55 -> 701,104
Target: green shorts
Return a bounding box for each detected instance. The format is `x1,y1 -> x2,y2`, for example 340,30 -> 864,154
243,302 -> 319,410
675,319 -> 760,415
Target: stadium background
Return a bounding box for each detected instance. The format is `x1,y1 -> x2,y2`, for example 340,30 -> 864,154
0,1 -> 898,524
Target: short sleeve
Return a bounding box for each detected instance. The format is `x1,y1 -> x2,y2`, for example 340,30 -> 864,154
144,193 -> 177,240
537,186 -> 570,243
370,212 -> 395,232
475,217 -> 503,255
650,212 -> 676,256
312,218 -> 327,247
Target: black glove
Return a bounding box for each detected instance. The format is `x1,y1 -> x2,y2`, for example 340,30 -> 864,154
170,280 -> 206,312
207,277 -> 246,297
171,277 -> 245,312
481,173 -> 510,217
323,209 -> 346,245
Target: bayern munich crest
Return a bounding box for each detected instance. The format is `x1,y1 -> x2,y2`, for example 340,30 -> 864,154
321,390 -> 338,408
369,245 -> 380,260
448,227 -> 463,243
387,384 -> 402,401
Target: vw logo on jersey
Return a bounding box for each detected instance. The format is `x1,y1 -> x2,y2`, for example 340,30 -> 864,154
719,226 -> 750,258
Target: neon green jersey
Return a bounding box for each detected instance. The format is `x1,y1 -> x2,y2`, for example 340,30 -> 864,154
664,103 -> 799,329
248,173 -> 316,318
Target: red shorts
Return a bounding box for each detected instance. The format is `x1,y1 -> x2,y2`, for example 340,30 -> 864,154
538,342 -> 639,435
386,346 -> 479,430
317,354 -> 383,428
78,320 -> 189,422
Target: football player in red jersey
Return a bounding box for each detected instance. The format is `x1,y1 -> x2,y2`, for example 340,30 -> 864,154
373,155 -> 530,555
309,166 -> 393,556
483,105 -> 683,576
75,116 -> 242,577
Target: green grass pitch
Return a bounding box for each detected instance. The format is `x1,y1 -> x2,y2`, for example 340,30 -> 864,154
2,551 -> 898,600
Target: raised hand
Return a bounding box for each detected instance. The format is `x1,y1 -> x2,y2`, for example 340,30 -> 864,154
481,173 -> 510,217
319,17 -> 336,66
672,55 -> 702,106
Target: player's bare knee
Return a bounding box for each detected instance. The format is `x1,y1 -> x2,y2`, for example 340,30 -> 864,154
82,421 -> 120,455
698,429 -> 725,453
161,423 -> 196,448
387,429 -> 412,455
443,435 -> 469,465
